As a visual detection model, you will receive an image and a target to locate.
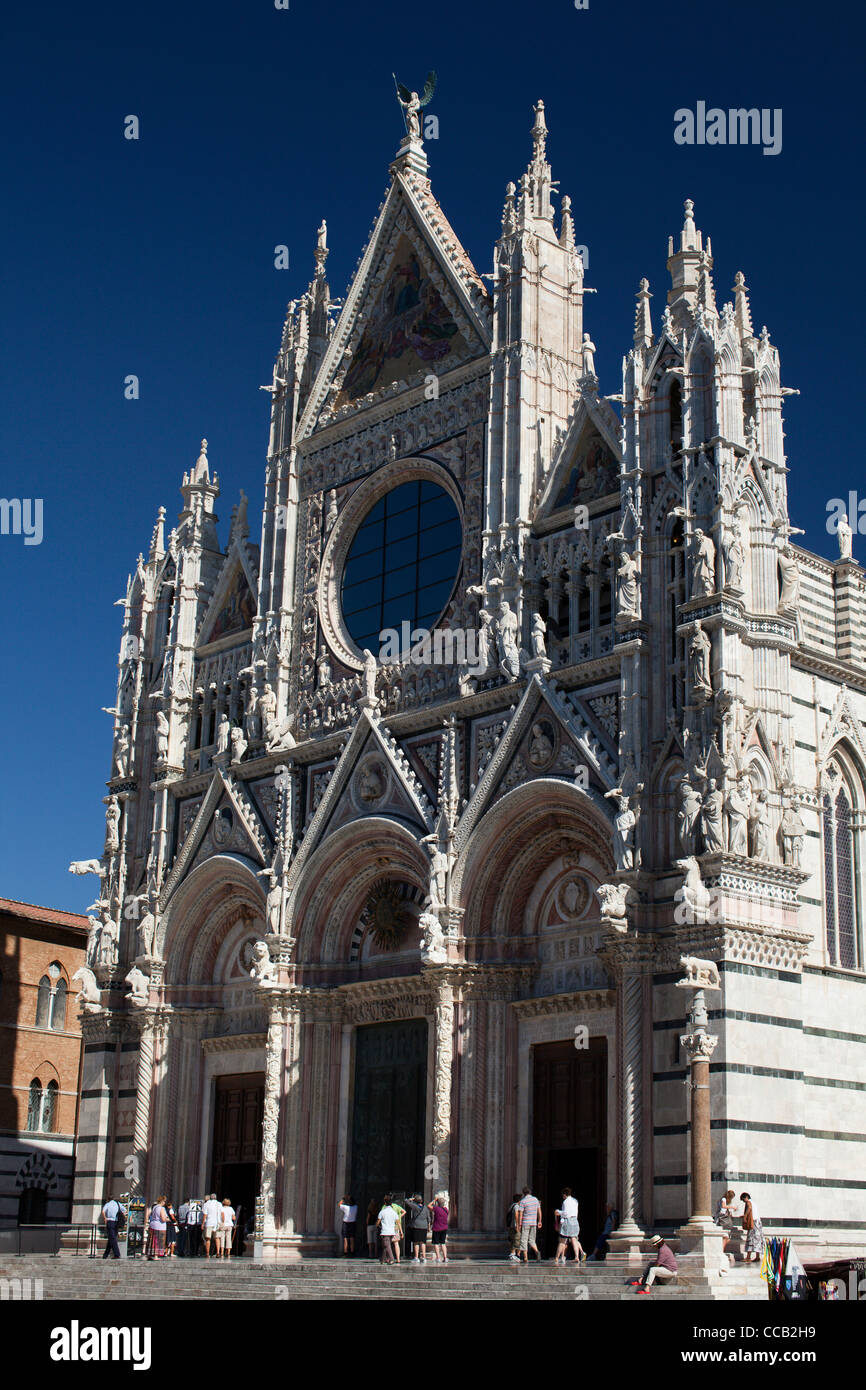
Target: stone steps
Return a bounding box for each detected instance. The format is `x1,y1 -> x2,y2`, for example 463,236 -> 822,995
0,1256 -> 768,1301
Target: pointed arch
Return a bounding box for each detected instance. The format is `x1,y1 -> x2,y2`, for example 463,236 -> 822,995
821,744 -> 865,970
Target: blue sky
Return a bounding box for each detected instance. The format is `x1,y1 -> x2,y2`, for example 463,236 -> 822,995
1,0 -> 864,912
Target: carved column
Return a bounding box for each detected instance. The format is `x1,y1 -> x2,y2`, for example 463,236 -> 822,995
431,973 -> 455,1196
676,972 -> 725,1270
131,1009 -> 157,1198
599,934 -> 648,1256
258,995 -> 285,1246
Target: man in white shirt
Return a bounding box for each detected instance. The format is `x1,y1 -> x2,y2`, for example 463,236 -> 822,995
339,1195 -> 358,1257
101,1196 -> 124,1260
203,1194 -> 222,1258
377,1194 -> 398,1265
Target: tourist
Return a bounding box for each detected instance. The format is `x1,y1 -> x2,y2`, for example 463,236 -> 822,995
338,1194 -> 358,1256
101,1195 -> 123,1260
714,1188 -> 739,1261
553,1187 -> 585,1264
740,1191 -> 764,1263
217,1197 -> 236,1259
588,1202 -> 618,1261
147,1196 -> 168,1260
185,1197 -> 203,1258
377,1194 -> 398,1264
506,1192 -> 522,1262
203,1192 -> 222,1258
390,1195 -> 406,1264
365,1199 -> 379,1260
633,1235 -> 677,1293
165,1199 -> 179,1257
517,1186 -> 542,1263
176,1198 -> 189,1257
428,1194 -> 449,1264
406,1193 -> 431,1262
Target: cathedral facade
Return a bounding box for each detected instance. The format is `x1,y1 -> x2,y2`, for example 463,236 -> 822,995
71,103 -> 866,1259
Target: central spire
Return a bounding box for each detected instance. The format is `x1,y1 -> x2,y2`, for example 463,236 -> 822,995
521,99 -> 555,225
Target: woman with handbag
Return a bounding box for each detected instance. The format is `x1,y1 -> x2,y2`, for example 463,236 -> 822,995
740,1191 -> 763,1262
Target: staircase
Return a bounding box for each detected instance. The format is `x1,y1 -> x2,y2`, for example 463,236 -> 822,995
0,1255 -> 769,1301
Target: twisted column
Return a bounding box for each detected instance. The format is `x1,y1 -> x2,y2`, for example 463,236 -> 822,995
259,999 -> 285,1241
432,976 -> 455,1196
132,1013 -> 156,1196
599,929 -> 648,1256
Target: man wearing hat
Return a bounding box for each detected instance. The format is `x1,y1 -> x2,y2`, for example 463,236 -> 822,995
631,1234 -> 677,1293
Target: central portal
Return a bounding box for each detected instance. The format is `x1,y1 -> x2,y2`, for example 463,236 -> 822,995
349,1019 -> 428,1239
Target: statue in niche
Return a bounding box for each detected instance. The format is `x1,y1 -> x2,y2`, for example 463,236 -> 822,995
724,774 -> 751,856
358,760 -> 386,803
258,684 -> 278,743
325,489 -> 338,531
722,516 -> 746,592
688,620 -> 713,701
530,611 -> 547,660
316,645 -> 332,689
105,795 -> 121,854
780,801 -> 806,867
615,549 -> 641,620
528,720 -> 555,769
496,602 -> 521,679
749,788 -> 770,859
690,528 -> 717,598
777,545 -> 801,614
216,714 -> 231,756
114,725 -> 130,778
677,776 -> 703,855
700,778 -> 725,854
155,710 -> 170,761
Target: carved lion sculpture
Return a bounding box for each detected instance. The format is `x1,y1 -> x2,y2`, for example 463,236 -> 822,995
249,940 -> 278,985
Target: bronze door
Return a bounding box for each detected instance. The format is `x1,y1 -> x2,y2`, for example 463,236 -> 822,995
532,1038 -> 607,1257
350,1020 -> 428,1244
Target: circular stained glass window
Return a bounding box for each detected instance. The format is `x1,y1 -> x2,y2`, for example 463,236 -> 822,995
341,480 -> 462,655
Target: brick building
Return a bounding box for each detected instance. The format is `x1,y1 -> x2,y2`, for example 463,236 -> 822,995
0,898 -> 87,1226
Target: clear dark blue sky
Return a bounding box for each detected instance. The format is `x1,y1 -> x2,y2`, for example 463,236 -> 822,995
2,0 -> 863,912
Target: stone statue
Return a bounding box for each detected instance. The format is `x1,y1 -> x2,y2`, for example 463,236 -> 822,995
595,882 -> 630,921
700,778 -> 725,854
263,874 -> 283,935
581,332 -> 596,377
677,954 -> 722,991
688,621 -> 713,701
722,517 -> 745,592
749,788 -> 770,859
155,710 -> 170,761
216,713 -> 231,756
528,721 -> 554,768
249,940 -> 278,985
459,609 -> 496,686
690,528 -> 717,598
780,801 -> 806,867
104,795 -> 121,854
125,965 -> 149,1004
419,910 -> 448,964
604,788 -> 638,871
244,685 -> 260,740
72,965 -> 102,1010
114,724 -> 130,778
677,777 -> 703,855
394,70 -> 436,142
496,602 -> 521,679
530,611 -> 547,661
325,489 -> 338,531
95,910 -> 118,970
362,649 -> 379,705
777,545 -> 801,614
258,684 -> 278,743
70,859 -> 105,878
420,823 -> 450,908
615,550 -> 641,620
230,726 -> 247,765
838,513 -> 853,561
136,899 -> 157,958
724,775 -> 751,856
673,858 -> 713,925
317,646 -> 332,689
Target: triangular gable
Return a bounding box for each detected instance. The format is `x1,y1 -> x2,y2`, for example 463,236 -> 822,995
538,393 -> 621,518
298,170 -> 492,438
160,768 -> 268,909
818,685 -> 866,775
454,675 -> 618,855
285,708 -> 435,896
196,541 -> 259,651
